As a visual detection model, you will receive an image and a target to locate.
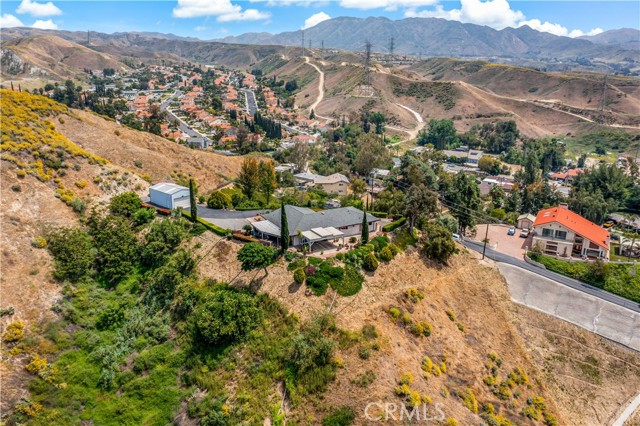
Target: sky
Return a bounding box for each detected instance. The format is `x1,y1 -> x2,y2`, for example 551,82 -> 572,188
1,0 -> 638,40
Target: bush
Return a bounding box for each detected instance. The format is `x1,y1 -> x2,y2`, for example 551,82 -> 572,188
307,262 -> 345,296
362,252 -> 379,272
322,407 -> 355,426
11,184 -> 21,192
330,267 -> 363,296
109,192 -> 142,218
293,268 -> 306,284
2,320 -> 25,342
31,236 -> 47,248
420,223 -> 455,264
75,180 -> 88,189
207,191 -> 232,209
382,217 -> 407,232
47,227 -> 95,282
379,246 -> 393,261
195,287 -> 263,345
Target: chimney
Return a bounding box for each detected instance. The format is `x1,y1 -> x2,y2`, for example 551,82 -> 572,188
559,203 -> 568,210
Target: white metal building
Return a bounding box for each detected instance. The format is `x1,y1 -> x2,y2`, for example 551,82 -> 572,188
149,183 -> 190,210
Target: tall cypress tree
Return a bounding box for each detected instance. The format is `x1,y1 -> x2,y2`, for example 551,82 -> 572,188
280,202 -> 289,253
361,209 -> 369,244
189,178 -> 197,222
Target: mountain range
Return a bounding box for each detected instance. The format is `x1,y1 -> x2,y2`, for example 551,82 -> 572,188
220,17 -> 640,60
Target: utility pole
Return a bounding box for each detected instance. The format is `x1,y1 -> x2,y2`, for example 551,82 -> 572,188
389,36 -> 395,56
481,222 -> 490,260
301,31 -> 305,58
364,40 -> 372,85
321,40 -> 324,50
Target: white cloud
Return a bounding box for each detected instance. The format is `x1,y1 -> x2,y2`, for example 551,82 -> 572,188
302,12 -> 331,29
32,18 -> 58,29
340,0 -> 437,11
194,25 -> 207,31
16,0 -> 62,17
406,0 -> 605,37
0,14 -> 25,28
173,0 -> 270,22
406,0 -> 523,29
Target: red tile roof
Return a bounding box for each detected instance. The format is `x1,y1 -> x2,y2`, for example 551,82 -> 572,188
534,206 -> 609,249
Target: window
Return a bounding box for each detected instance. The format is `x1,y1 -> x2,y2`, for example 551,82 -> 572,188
542,228 -> 554,237
554,230 -> 567,240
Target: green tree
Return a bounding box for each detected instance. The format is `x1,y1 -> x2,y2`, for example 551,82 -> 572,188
91,216 -> 138,284
404,184 -> 438,231
141,218 -> 188,267
350,178 -> 367,198
237,242 -> 276,275
189,178 -> 197,222
568,189 -> 609,224
281,203 -> 290,253
478,156 -> 503,175
419,119 -> 458,150
446,173 -> 480,234
47,228 -> 95,282
353,133 -> 391,176
195,287 -> 263,345
420,223 -> 455,264
369,112 -> 386,135
363,251 -> 378,271
361,209 -> 369,244
434,214 -> 459,234
109,192 -> 142,219
237,157 -> 260,200
258,161 -> 277,204
207,191 -> 232,209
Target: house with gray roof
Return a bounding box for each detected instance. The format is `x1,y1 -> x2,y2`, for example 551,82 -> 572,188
251,205 -> 380,249
149,182 -> 190,210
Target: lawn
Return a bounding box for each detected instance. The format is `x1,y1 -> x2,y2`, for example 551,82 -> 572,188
528,252 -> 640,303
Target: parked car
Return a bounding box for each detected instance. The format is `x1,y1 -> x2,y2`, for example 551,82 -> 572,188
520,229 -> 530,238
507,227 -> 516,236
603,221 -> 615,228
452,233 -> 461,241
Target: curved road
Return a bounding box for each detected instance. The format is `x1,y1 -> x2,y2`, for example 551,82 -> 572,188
462,239 -> 640,313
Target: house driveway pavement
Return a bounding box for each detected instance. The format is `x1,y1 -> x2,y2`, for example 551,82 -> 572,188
498,263 -> 640,352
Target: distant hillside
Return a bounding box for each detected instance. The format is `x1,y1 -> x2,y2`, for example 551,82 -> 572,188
221,16 -> 637,61
580,28 -> 640,50
1,34 -> 128,80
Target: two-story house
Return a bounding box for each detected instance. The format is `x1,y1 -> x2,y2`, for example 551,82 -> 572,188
532,205 -> 610,259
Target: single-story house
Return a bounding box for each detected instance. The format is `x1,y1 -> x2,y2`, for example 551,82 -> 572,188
186,137 -> 210,149
550,169 -> 583,183
517,213 -> 536,230
532,205 -> 610,259
149,182 -> 191,210
370,168 -> 391,179
251,205 -> 380,249
480,175 -> 514,196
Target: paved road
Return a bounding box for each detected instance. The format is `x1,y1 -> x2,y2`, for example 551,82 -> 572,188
241,89 -> 258,116
161,90 -> 210,140
462,239 -> 640,313
499,263 -> 640,352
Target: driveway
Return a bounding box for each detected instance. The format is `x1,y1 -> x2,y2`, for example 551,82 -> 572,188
196,206 -> 269,231
473,224 -> 532,259
499,263 -> 640,352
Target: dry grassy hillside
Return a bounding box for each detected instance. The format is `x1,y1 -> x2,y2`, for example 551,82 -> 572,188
56,109 -> 245,193
1,35 -> 127,81
195,238 -> 640,425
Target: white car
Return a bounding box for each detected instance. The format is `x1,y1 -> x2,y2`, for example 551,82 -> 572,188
452,233 -> 461,241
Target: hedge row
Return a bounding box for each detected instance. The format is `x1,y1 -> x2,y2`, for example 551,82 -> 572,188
181,211 -> 230,236
382,217 -> 407,232
369,211 -> 388,219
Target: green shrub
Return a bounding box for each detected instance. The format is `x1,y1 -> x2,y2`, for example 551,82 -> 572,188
358,347 -> 370,360
382,216 -> 407,232
195,287 -> 263,345
351,370 -> 376,387
293,268 -> 306,284
330,267 -> 363,296
361,324 -> 378,340
322,407 -> 355,426
363,252 -> 379,272
47,227 -> 95,282
379,246 -> 393,261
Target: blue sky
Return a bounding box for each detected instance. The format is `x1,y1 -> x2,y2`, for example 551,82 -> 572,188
1,0 -> 638,39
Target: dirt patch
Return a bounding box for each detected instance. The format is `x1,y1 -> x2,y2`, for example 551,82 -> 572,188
57,110 -> 247,193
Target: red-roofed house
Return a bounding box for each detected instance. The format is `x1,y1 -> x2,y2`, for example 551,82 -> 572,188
550,168 -> 583,183
532,204 -> 610,259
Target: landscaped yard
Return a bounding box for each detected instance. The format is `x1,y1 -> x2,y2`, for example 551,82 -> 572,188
528,252 -> 640,303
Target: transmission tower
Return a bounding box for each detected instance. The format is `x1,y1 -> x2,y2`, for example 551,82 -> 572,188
301,31 -> 305,58
364,40 -> 372,85
389,37 -> 395,56
321,40 -> 324,50
309,39 -> 312,50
